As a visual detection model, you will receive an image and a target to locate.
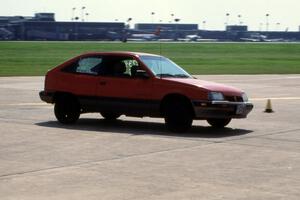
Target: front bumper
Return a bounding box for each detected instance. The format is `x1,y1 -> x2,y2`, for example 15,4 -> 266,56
193,100 -> 253,119
39,91 -> 54,104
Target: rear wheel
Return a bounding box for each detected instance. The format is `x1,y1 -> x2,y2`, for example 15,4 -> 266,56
164,101 -> 193,133
54,96 -> 80,124
100,112 -> 121,120
207,118 -> 231,128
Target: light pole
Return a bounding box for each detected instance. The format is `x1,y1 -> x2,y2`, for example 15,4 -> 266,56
85,13 -> 89,22
170,13 -> 174,23
226,13 -> 230,26
238,15 -> 242,25
276,22 -> 280,31
202,20 -> 206,30
126,17 -> 132,29
174,18 -> 180,40
151,12 -> 155,23
71,7 -> 76,21
266,14 -> 270,31
81,6 -> 86,22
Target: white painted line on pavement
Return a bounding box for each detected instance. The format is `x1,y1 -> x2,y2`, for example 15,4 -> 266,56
251,97 -> 300,101
0,103 -> 50,106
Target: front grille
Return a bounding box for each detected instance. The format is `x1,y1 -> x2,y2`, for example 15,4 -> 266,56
225,96 -> 243,102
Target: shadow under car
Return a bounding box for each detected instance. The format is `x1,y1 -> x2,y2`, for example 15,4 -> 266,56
36,118 -> 253,139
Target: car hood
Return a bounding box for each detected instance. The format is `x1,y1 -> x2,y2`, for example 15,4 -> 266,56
164,78 -> 243,95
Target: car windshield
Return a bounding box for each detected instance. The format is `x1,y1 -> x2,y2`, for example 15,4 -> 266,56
139,55 -> 192,78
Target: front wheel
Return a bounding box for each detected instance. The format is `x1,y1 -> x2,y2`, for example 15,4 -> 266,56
207,118 -> 231,128
54,96 -> 80,124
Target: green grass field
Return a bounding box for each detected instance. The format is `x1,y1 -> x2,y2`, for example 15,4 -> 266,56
0,41 -> 300,76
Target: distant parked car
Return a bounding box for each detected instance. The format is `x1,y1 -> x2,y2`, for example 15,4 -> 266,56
40,52 -> 253,132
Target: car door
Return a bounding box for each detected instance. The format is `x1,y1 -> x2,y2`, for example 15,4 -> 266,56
96,56 -> 155,116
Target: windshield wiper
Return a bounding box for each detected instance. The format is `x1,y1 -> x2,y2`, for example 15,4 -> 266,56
156,73 -> 190,78
173,74 -> 190,78
156,73 -> 175,77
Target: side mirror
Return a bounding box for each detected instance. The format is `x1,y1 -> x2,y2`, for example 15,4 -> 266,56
135,70 -> 150,79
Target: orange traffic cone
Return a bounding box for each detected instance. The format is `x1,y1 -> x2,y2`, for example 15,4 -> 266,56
264,99 -> 274,113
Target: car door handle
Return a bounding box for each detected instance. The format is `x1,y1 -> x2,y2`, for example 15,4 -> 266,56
99,81 -> 106,86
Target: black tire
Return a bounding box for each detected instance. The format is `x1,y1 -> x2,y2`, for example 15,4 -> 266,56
100,112 -> 121,120
207,118 -> 231,128
54,96 -> 80,124
164,101 -> 193,133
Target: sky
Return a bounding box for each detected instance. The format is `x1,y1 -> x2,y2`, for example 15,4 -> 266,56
0,0 -> 300,31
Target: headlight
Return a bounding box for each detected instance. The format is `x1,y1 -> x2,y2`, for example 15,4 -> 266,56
242,93 -> 249,102
208,92 -> 225,101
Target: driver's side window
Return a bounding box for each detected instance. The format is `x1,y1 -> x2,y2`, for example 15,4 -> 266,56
101,56 -> 143,78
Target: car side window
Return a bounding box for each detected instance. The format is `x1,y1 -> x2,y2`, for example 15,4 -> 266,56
76,57 -> 102,75
100,56 -> 142,78
62,57 -> 103,75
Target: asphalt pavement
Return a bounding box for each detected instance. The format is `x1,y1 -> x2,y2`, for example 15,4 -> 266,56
0,75 -> 299,200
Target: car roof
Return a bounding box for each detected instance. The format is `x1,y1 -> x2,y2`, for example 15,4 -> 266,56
79,51 -> 161,58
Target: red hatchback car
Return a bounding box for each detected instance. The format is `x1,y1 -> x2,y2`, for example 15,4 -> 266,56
40,52 -> 253,132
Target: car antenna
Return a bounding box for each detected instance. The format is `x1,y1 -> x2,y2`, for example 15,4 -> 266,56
157,26 -> 162,79
159,41 -> 162,79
